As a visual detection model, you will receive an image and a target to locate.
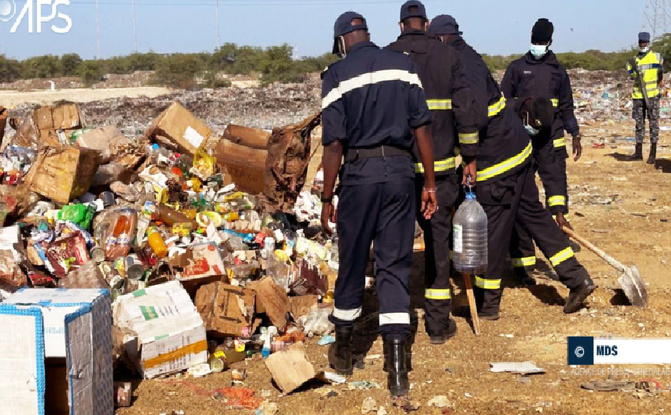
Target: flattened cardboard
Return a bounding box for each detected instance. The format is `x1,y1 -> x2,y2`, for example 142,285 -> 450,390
222,124 -> 270,149
169,242 -> 226,283
289,295 -> 318,319
247,277 -> 289,331
195,282 -> 255,337
264,342 -> 315,394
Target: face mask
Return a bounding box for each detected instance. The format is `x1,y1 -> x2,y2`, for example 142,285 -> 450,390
336,36 -> 347,59
640,46 -> 650,54
529,44 -> 548,59
524,113 -> 540,136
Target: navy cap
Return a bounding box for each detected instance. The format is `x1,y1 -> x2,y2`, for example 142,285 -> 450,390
333,11 -> 368,38
531,18 -> 553,44
428,14 -> 462,36
639,32 -> 651,42
400,0 -> 427,21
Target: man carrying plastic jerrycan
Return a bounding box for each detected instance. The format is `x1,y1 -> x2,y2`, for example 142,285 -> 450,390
428,14 -> 595,321
319,11 -> 437,397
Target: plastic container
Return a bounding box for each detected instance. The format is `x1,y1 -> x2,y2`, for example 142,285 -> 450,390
104,209 -> 138,260
452,191 -> 488,274
156,204 -> 194,227
147,227 -> 168,259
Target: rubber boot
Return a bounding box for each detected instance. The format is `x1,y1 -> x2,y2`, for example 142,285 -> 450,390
328,326 -> 353,375
647,143 -> 657,165
564,277 -> 596,314
383,336 -> 409,397
627,143 -> 643,161
428,319 -> 457,345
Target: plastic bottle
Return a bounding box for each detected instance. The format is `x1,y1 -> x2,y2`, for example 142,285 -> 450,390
147,227 -> 168,259
452,190 -> 488,274
156,204 -> 195,227
105,209 -> 138,260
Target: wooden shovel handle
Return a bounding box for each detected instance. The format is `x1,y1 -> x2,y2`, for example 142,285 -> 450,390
562,227 -> 628,274
463,274 -> 480,335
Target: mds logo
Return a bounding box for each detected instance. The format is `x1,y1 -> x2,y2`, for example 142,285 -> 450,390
596,345 -> 618,356
0,0 -> 72,34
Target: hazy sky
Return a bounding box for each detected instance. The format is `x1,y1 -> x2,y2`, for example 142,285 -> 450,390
0,0 -> 645,60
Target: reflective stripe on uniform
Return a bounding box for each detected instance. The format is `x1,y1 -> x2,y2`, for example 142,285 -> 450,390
415,156 -> 456,174
552,213 -> 570,221
548,195 -> 566,207
488,96 -> 506,118
553,137 -> 566,148
511,256 -> 536,268
427,99 -> 452,110
477,142 -> 533,182
551,98 -> 559,108
459,132 -> 479,145
322,69 -> 423,110
550,247 -> 574,267
425,289 -> 452,300
475,276 -> 501,290
379,312 -> 410,326
332,306 -> 362,321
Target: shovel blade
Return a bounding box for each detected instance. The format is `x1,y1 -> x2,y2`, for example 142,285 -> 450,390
618,265 -> 648,308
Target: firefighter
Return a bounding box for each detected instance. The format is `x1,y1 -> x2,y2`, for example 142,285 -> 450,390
626,31 -> 664,164
387,0 -> 477,345
501,18 -> 580,284
320,11 -> 437,397
428,15 -> 595,320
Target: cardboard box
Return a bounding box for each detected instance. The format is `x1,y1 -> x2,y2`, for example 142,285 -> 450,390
222,124 -> 270,149
146,102 -> 211,155
26,146 -> 101,205
289,295 -> 318,319
114,281 -> 207,379
215,138 -> 267,195
247,277 -> 289,331
195,282 -> 255,337
169,242 -> 226,283
0,288 -> 113,415
0,226 -> 27,288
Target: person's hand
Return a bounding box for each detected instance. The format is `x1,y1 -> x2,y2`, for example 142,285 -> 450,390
321,202 -> 337,234
572,134 -> 582,161
462,158 -> 477,185
421,188 -> 438,220
556,212 -> 572,231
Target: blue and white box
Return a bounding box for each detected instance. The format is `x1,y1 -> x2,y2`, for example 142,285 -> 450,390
0,288 -> 113,415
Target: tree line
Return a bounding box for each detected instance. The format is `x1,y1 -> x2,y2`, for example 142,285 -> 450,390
1,36 -> 669,89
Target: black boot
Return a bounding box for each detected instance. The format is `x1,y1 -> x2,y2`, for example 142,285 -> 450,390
514,267 -> 537,286
428,319 -> 457,345
627,143 -> 643,160
564,277 -> 596,314
383,336 -> 409,397
647,143 -> 657,165
328,327 -> 353,375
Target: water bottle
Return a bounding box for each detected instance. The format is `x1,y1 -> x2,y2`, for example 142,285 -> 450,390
453,190 -> 488,274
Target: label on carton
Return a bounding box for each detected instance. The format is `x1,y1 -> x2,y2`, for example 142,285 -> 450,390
184,127 -> 205,149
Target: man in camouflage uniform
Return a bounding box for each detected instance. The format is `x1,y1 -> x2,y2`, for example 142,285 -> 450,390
627,31 -> 664,164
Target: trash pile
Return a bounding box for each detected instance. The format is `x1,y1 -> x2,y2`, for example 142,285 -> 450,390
0,99 -> 339,411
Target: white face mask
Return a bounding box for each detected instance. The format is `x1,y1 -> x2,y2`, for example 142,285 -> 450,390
524,113 -> 540,136
640,46 -> 650,54
529,44 -> 548,59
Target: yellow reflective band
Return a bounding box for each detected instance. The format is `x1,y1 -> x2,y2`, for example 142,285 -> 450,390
427,99 -> 453,110
459,132 -> 479,145
551,98 -> 559,108
475,276 -> 501,290
553,137 -> 566,148
477,142 -> 533,182
548,195 -> 566,207
449,250 -> 455,260
552,213 -> 571,221
425,289 -> 452,300
511,257 -> 536,268
550,247 -> 574,267
488,96 -> 506,118
415,156 -> 456,174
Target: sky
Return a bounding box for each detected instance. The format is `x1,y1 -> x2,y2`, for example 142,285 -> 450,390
0,0 -> 646,60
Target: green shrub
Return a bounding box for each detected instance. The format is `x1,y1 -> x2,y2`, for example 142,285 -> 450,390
78,61 -> 103,86
152,54 -> 205,88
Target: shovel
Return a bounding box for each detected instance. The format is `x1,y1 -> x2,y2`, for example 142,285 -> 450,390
562,227 -> 648,307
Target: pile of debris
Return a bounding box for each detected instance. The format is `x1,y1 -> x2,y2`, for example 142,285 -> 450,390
0,99 -> 338,413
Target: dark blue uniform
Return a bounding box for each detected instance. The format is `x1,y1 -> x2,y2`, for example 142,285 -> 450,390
502,51 -> 577,274
448,35 -> 591,316
322,41 -> 431,336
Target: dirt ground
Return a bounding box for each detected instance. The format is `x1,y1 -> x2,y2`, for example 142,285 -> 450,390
0,86 -> 172,108
110,118 -> 671,415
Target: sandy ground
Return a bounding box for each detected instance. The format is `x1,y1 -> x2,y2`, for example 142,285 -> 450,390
111,119 -> 671,415
0,87 -> 172,108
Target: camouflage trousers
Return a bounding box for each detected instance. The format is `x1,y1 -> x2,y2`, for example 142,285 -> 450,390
633,97 -> 660,144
